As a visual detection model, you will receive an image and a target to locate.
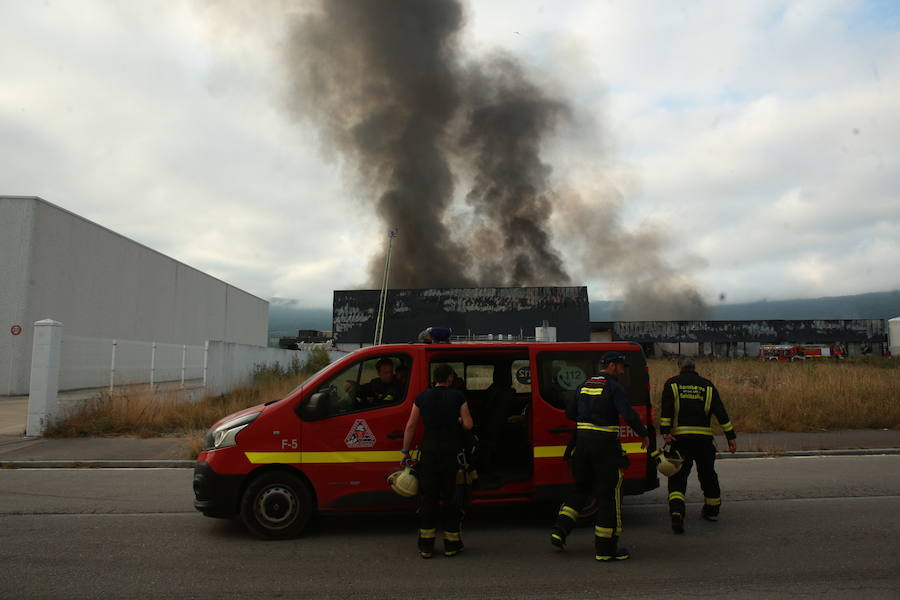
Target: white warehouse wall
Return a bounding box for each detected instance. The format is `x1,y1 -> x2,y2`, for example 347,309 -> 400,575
1,196 -> 268,395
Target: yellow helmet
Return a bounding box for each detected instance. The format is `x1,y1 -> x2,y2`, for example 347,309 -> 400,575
387,466 -> 419,497
652,447 -> 684,477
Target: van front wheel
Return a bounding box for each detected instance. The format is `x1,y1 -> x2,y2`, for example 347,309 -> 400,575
240,471 -> 314,539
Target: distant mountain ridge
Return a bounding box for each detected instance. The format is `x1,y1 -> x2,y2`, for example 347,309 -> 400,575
590,290 -> 900,321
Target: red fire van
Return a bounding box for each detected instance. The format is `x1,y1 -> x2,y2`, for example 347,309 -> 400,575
193,341 -> 658,538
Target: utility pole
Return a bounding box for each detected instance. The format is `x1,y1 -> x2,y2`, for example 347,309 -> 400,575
373,229 -> 398,346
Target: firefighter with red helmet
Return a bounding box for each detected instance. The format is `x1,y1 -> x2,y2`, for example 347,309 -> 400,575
550,352 -> 649,562
660,356 -> 737,533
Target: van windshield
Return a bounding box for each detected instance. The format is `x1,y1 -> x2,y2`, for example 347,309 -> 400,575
536,350 -> 649,409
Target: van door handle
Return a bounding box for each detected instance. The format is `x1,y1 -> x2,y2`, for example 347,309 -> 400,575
387,430 -> 404,439
548,427 -> 576,434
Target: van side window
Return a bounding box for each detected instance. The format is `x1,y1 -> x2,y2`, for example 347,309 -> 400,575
299,354 -> 411,421
537,351 -> 645,410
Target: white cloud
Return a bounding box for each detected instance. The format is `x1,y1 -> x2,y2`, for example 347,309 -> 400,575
1,0 -> 898,310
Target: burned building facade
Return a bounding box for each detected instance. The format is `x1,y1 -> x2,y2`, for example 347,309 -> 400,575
591,319 -> 889,358
333,287 -> 589,350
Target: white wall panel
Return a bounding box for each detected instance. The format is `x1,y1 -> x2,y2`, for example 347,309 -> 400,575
1,196 -> 268,395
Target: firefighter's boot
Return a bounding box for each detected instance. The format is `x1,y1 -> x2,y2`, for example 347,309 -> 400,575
595,534 -> 630,562
418,528 -> 436,559
671,512 -> 685,534
443,530 -> 464,557
551,504 -> 579,550
702,498 -> 721,521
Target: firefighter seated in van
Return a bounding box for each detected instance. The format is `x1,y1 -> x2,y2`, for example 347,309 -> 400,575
351,358 -> 405,407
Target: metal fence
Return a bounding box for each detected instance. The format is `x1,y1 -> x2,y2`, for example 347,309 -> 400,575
59,335 -> 205,392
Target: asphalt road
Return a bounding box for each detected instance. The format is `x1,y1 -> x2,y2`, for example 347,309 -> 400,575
1,456 -> 898,599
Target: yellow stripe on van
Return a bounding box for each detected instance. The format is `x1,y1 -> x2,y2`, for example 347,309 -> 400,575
533,442 -> 646,459
245,450 -> 404,464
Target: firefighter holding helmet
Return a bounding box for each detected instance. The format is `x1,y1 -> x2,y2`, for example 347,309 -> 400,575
401,363 -> 474,558
550,352 -> 649,562
660,356 -> 737,534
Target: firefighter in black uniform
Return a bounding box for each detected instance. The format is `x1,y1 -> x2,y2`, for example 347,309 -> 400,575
660,356 -> 737,533
354,358 -> 405,406
550,352 -> 649,562
401,364 -> 474,558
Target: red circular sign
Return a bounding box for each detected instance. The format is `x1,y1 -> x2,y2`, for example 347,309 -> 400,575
10,325 -> 22,336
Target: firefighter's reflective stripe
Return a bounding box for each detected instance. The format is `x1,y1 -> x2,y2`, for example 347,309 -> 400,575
614,470 -> 623,534
533,442 -> 646,458
705,497 -> 722,506
704,386 -> 713,415
668,491 -> 686,502
580,387 -> 604,396
672,426 -> 713,436
576,422 -> 618,433
721,421 -> 734,433
671,383 -> 681,430
594,525 -> 614,538
244,450 -> 406,464
558,505 -> 579,520
444,531 -> 461,541
419,528 -> 436,539
659,417 -> 672,426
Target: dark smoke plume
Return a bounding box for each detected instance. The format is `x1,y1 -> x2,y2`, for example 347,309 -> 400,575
285,0 -> 474,288
282,0 -> 708,318
460,56 -> 570,286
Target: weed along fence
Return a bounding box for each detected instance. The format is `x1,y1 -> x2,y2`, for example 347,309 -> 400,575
24,319 -> 340,436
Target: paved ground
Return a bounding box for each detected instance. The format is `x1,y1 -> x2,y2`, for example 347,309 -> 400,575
0,456 -> 898,599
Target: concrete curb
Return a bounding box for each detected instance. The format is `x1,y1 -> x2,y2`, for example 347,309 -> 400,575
717,448 -> 900,459
1,460 -> 195,469
2,448 -> 899,468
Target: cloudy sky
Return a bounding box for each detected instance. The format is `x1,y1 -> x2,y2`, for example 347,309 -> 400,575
3,0 -> 899,309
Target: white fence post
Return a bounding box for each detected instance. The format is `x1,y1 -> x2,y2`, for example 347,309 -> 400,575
203,340 -> 209,387
26,319 -> 63,437
150,341 -> 157,388
181,344 -> 187,388
109,339 -> 117,392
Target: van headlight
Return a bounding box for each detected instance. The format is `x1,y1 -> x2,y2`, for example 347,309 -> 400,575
203,412 -> 261,451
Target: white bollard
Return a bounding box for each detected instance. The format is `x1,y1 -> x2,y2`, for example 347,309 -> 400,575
26,319 -> 63,437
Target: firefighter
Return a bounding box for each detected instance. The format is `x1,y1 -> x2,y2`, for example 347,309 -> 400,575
550,352 -> 649,562
660,356 -> 737,534
357,357 -> 405,405
401,363 -> 474,558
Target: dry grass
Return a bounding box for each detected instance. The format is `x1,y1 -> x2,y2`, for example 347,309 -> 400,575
45,354 -> 899,449
44,374 -> 308,440
647,357 -> 900,433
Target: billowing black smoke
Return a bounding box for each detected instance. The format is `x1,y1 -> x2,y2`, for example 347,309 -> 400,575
282,0 -> 707,318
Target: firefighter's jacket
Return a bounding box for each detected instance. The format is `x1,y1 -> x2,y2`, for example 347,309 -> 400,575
660,369 -> 736,440
567,373 -> 648,438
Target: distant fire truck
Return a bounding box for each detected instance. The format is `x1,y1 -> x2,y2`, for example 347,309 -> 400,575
758,345 -> 838,361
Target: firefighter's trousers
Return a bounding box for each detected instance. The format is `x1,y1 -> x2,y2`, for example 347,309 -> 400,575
553,434 -> 625,552
668,435 -> 721,516
418,449 -> 462,549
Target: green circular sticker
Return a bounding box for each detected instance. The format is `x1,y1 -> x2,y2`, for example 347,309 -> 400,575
556,366 -> 586,391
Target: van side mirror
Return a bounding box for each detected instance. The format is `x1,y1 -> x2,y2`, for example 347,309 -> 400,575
300,391 -> 327,420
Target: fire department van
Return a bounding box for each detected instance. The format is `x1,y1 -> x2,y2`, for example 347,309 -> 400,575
193,341 -> 658,538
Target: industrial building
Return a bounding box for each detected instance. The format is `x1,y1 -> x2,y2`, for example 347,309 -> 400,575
331,284 -> 891,357
591,320 -> 890,358
332,287 -> 589,350
1,196 -> 268,395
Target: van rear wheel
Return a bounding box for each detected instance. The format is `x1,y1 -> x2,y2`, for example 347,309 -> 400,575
240,471 -> 314,539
